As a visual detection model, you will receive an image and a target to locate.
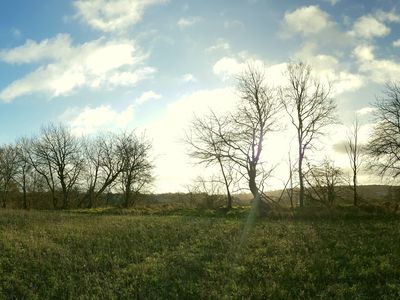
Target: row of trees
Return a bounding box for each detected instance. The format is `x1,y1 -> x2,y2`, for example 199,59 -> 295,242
186,60 -> 400,213
0,125 -> 153,209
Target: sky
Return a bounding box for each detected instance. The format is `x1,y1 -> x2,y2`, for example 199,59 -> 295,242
0,0 -> 400,192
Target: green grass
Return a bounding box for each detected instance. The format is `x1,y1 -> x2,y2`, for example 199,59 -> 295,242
0,208 -> 399,299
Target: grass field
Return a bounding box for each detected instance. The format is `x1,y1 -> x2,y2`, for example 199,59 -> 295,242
0,208 -> 399,299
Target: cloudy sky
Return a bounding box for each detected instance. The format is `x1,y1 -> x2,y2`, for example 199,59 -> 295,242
0,0 -> 399,192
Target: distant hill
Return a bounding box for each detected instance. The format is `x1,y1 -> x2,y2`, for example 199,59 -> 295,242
264,185 -> 400,207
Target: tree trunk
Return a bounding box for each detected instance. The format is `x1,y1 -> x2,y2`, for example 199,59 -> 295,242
124,189 -> 131,208
60,180 -> 69,209
298,147 -> 305,208
86,187 -> 95,209
353,171 -> 357,206
248,165 -> 268,215
20,170 -> 28,209
62,191 -> 68,209
124,178 -> 132,208
218,158 -> 232,210
51,191 -> 58,209
22,183 -> 28,209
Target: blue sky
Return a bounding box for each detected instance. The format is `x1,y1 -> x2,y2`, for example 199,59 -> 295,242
1,0 -> 400,191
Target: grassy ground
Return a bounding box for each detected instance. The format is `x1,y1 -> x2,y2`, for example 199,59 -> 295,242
0,207 -> 399,299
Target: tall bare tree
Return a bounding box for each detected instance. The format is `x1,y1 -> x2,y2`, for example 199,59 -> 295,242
185,113 -> 236,209
210,64 -> 283,214
117,132 -> 153,208
281,61 -> 336,207
368,82 -> 400,179
0,145 -> 19,208
15,138 -> 34,209
29,124 -> 83,209
345,117 -> 363,206
81,133 -> 125,208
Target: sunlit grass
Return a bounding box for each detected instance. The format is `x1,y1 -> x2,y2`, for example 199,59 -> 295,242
0,208 -> 399,298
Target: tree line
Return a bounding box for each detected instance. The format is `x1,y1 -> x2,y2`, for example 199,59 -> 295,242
185,60 -> 400,214
0,125 -> 153,209
0,60 -> 399,213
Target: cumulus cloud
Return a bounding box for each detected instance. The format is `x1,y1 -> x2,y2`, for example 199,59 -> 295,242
282,5 -> 333,37
177,16 -> 201,28
0,34 -> 72,64
393,39 -> 400,48
60,91 -> 161,137
212,56 -> 286,87
60,104 -> 135,136
213,57 -> 246,79
73,0 -> 166,32
347,10 -> 400,40
375,10 -> 400,23
0,35 -> 155,101
349,15 -> 390,39
353,45 -> 375,61
353,44 -> 400,83
356,106 -> 377,116
136,90 -> 161,105
181,73 -> 196,83
213,56 -> 288,86
213,53 -> 362,95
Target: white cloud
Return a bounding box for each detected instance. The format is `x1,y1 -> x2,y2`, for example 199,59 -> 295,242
136,90 -> 161,105
205,39 -> 230,52
393,39 -> 400,48
350,15 -> 390,39
60,104 -> 135,136
213,57 -> 246,79
353,44 -> 400,83
375,10 -> 400,23
293,44 -> 364,95
353,45 -> 375,61
177,16 -> 201,28
356,106 -> 377,116
145,88 -> 238,192
359,59 -> 400,83
73,0 -> 166,32
283,6 -> 333,37
213,56 -> 287,86
0,34 -> 72,64
323,0 -> 339,6
213,53 -> 361,94
181,73 -> 196,83
0,35 -> 154,102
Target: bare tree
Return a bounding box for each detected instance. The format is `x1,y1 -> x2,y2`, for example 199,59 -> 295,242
213,64 -> 282,214
304,158 -> 345,207
117,132 -> 153,208
281,61 -> 336,207
81,133 -> 125,208
0,145 -> 19,208
285,151 -> 297,209
15,138 -> 34,209
29,124 -> 83,209
186,175 -> 226,209
185,113 -> 236,209
345,117 -> 363,206
368,82 -> 400,179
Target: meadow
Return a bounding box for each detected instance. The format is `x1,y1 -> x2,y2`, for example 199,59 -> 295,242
0,207 -> 399,299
